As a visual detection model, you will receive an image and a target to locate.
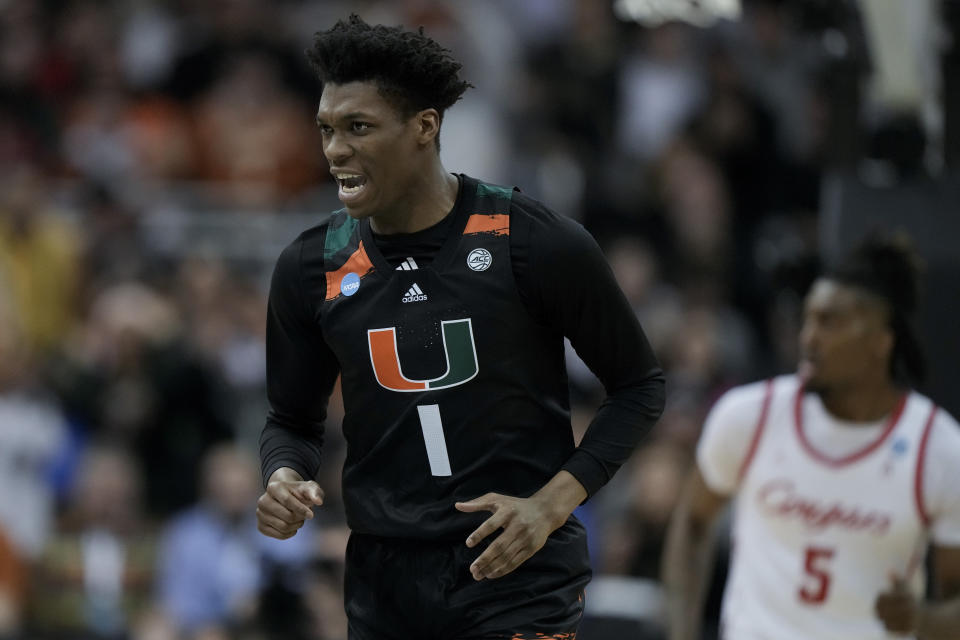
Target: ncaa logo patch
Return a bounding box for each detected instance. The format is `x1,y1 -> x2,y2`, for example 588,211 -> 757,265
467,248 -> 492,271
341,272 -> 360,297
891,437 -> 909,456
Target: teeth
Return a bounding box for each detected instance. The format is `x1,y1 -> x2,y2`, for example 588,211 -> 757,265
335,172 -> 366,195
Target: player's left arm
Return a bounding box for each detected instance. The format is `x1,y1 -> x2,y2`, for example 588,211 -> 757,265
456,207 -> 665,581
875,545 -> 960,639
920,545 -> 960,638
876,410 -> 960,638
455,470 -> 587,581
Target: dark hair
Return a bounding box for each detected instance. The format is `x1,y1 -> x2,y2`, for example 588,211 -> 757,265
306,15 -> 472,125
827,232 -> 926,384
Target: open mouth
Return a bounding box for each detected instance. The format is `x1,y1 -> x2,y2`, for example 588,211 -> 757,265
335,173 -> 367,196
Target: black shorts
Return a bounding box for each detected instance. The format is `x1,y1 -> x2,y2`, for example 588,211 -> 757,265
344,518 -> 591,640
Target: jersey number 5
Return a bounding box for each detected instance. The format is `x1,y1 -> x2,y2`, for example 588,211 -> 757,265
799,546 -> 835,604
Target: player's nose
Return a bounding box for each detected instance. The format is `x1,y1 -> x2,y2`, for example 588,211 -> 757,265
324,132 -> 353,165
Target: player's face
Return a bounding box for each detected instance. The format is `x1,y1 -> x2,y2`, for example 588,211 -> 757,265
315,81 -> 425,221
798,279 -> 893,392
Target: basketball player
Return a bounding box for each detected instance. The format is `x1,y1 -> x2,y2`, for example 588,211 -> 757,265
255,16 -> 665,639
664,235 -> 960,639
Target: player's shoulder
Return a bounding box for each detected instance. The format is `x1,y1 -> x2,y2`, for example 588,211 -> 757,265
507,187 -> 581,234
460,173 -> 583,235
918,395 -> 960,452
710,374 -> 800,417
499,185 -> 598,261
276,208 -> 355,273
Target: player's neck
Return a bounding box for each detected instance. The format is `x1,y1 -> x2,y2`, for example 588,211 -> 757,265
818,377 -> 902,423
370,164 -> 459,235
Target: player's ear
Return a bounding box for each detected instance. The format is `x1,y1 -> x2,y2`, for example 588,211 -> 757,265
876,325 -> 894,362
414,108 -> 441,146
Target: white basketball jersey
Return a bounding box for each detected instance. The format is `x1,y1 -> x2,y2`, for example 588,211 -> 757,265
722,375 -> 939,640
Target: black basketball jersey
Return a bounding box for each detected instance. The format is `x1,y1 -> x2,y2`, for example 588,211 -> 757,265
261,173 -> 665,541
320,177 -> 574,538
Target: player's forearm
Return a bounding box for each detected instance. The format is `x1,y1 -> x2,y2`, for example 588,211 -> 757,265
259,417 -> 324,488
662,506 -> 717,640
562,369 -> 666,496
530,470 -> 588,531
918,597 -> 960,639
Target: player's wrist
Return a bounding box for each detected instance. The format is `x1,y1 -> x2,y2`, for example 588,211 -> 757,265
269,466 -> 305,484
532,471 -> 588,530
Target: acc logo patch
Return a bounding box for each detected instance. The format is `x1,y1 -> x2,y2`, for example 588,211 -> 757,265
467,248 -> 492,271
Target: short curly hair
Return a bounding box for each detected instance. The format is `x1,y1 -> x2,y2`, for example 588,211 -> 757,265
306,14 -> 472,124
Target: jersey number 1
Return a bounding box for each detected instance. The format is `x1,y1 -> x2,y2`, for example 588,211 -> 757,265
798,546 -> 835,604
417,404 -> 451,476
368,319 -> 478,476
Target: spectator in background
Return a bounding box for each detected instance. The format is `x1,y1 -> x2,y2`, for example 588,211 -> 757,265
51,282 -> 233,517
576,440 -> 690,640
0,527 -> 26,639
191,51 -> 323,207
618,22 -> 705,163
27,445 -> 156,640
158,443 -> 315,639
0,167 -> 82,353
76,182 -> 146,291
0,285 -> 69,575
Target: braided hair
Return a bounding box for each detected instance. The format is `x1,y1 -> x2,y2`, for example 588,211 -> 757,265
306,14 -> 472,142
827,232 -> 926,384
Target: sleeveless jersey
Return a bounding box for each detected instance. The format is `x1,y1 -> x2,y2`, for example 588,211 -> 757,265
723,375 -> 938,640
318,176 -> 576,539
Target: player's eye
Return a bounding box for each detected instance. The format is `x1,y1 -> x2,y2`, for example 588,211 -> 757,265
317,124 -> 333,135
351,121 -> 371,133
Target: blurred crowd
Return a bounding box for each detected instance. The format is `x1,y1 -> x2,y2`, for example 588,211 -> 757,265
0,0 -> 943,639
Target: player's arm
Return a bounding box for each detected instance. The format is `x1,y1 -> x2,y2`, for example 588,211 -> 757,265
662,467 -> 729,640
875,545 -> 960,639
257,237 -> 339,539
662,381 -> 770,639
457,204 -> 665,581
527,209 -> 667,501
917,545 -> 960,639
876,411 -> 960,638
455,469 -> 587,581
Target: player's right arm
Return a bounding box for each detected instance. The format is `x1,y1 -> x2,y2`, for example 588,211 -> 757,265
257,234 -> 340,539
663,466 -> 729,640
257,467 -> 325,539
662,381 -> 771,640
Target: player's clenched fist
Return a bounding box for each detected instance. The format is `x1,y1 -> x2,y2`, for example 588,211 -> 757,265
874,576 -> 921,635
256,467 -> 324,540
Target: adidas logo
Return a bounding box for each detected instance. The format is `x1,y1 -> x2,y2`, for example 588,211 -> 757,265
401,283 -> 428,303
395,257 -> 419,271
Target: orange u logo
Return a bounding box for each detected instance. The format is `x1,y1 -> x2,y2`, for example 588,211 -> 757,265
367,318 -> 478,392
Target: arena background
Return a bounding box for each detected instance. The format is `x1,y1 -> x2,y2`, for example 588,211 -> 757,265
0,1 -> 956,638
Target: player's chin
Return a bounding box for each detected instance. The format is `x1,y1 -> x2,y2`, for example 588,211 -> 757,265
798,360 -> 828,389
804,375 -> 832,395
344,202 -> 373,220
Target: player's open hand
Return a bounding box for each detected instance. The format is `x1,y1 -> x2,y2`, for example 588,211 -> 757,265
874,574 -> 922,635
455,492 -> 559,581
257,467 -> 324,540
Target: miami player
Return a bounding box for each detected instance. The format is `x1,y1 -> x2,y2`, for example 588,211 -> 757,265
664,235 -> 960,639
255,15 -> 665,640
